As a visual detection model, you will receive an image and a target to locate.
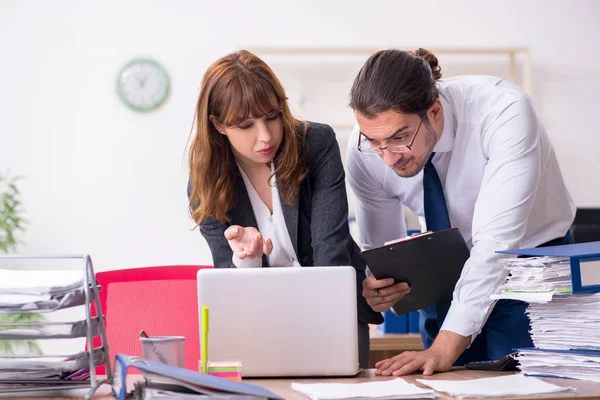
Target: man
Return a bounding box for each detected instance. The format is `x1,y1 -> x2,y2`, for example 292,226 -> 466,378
346,48 -> 575,376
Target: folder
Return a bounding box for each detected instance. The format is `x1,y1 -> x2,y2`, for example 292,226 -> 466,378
408,311 -> 421,333
497,241 -> 600,294
376,311 -> 408,334
113,354 -> 283,400
360,228 -> 470,315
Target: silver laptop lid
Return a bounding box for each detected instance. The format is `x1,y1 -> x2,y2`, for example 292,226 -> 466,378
197,266 -> 359,377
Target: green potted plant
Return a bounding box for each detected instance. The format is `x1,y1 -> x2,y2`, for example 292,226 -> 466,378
0,170 -> 44,354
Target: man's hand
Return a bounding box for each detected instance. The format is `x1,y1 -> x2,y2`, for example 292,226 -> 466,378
375,330 -> 471,376
362,276 -> 411,312
224,225 -> 273,259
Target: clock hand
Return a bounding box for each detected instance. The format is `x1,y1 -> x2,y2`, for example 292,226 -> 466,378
139,76 -> 148,88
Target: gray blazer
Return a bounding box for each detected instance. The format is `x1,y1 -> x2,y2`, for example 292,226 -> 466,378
193,122 -> 383,325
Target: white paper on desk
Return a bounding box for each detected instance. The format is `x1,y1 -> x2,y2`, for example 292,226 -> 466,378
416,374 -> 573,398
291,379 -> 435,399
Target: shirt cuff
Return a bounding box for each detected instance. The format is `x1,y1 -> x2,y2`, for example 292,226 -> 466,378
440,301 -> 491,343
232,254 -> 262,268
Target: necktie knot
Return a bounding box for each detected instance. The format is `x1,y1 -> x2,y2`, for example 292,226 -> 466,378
426,152 -> 436,167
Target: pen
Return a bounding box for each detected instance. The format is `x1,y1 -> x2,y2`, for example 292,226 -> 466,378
201,305 -> 209,374
140,329 -> 168,364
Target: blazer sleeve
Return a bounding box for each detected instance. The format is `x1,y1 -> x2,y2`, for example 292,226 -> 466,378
306,124 -> 354,267
199,217 -> 237,268
187,179 -> 235,268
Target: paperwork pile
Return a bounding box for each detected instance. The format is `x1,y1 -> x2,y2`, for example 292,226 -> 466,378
493,255 -> 600,382
491,256 -> 572,303
0,269 -> 85,311
525,293 -> 600,351
0,267 -> 93,386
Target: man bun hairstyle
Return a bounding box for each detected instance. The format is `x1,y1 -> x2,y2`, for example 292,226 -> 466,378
349,48 -> 442,117
409,48 -> 442,81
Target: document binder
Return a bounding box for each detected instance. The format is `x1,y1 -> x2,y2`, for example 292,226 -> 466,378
360,228 -> 470,315
498,241 -> 600,294
113,354 -> 283,400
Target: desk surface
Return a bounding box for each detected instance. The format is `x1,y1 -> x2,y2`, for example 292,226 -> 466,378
31,370 -> 600,399
246,370 -> 600,400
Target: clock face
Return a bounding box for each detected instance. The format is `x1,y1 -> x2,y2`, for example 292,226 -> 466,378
117,58 -> 170,112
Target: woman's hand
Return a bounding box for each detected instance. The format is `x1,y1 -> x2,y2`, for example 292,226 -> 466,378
224,225 -> 273,259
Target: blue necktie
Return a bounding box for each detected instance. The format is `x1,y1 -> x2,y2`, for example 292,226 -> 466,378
420,152 -> 452,349
423,152 -> 451,232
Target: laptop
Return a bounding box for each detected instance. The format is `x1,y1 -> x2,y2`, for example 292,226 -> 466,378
196,266 -> 359,377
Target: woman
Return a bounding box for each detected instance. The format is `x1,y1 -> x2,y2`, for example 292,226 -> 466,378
187,50 -> 383,368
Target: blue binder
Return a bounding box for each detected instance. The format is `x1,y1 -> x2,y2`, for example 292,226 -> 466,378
376,311 -> 421,334
113,354 -> 283,400
407,311 -> 421,334
497,241 -> 600,294
377,311 -> 408,334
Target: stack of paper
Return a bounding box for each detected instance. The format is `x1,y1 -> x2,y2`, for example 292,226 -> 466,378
291,379 -> 435,399
0,268 -> 85,311
415,374 -> 573,398
0,351 -> 92,372
527,293 -> 600,350
491,255 -> 600,381
517,349 -> 600,383
491,256 -> 571,303
0,269 -> 84,294
0,318 -> 100,340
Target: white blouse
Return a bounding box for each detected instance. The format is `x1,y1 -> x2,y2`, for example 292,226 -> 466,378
232,164 -> 301,268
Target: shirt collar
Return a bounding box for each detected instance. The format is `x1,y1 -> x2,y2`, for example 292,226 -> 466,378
432,92 -> 455,153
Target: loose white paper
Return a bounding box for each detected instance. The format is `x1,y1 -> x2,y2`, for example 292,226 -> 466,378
416,374 -> 573,398
291,379 -> 435,399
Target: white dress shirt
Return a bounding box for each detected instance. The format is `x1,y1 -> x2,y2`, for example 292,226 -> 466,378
232,164 -> 301,269
346,75 -> 576,339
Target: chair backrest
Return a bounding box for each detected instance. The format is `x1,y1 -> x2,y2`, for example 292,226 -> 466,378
90,265 -> 213,374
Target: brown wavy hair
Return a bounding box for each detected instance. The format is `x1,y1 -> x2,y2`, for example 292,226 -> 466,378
188,50 -> 308,225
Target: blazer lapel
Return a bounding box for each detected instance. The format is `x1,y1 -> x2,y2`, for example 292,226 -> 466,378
230,170 -> 259,229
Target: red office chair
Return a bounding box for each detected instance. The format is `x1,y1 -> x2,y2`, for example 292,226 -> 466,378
89,265 -> 213,374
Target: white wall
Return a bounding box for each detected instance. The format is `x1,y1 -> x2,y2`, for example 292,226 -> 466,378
1,0 -> 599,274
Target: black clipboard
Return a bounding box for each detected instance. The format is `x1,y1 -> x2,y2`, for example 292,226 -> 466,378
360,228 -> 469,315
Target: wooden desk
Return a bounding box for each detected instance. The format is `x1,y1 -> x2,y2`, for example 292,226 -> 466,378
33,370 -> 600,399
247,370 -> 600,400
369,332 -> 423,368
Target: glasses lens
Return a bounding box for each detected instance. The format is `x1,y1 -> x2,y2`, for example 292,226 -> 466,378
388,145 -> 409,154
360,146 -> 381,154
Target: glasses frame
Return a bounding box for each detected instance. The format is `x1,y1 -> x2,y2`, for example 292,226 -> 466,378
358,114 -> 425,155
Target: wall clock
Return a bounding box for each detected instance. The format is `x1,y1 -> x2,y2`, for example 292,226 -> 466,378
117,58 -> 170,112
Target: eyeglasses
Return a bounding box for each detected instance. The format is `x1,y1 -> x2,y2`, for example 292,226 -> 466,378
358,116 -> 425,155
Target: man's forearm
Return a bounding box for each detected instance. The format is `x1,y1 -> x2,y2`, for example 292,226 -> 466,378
430,330 -> 472,363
